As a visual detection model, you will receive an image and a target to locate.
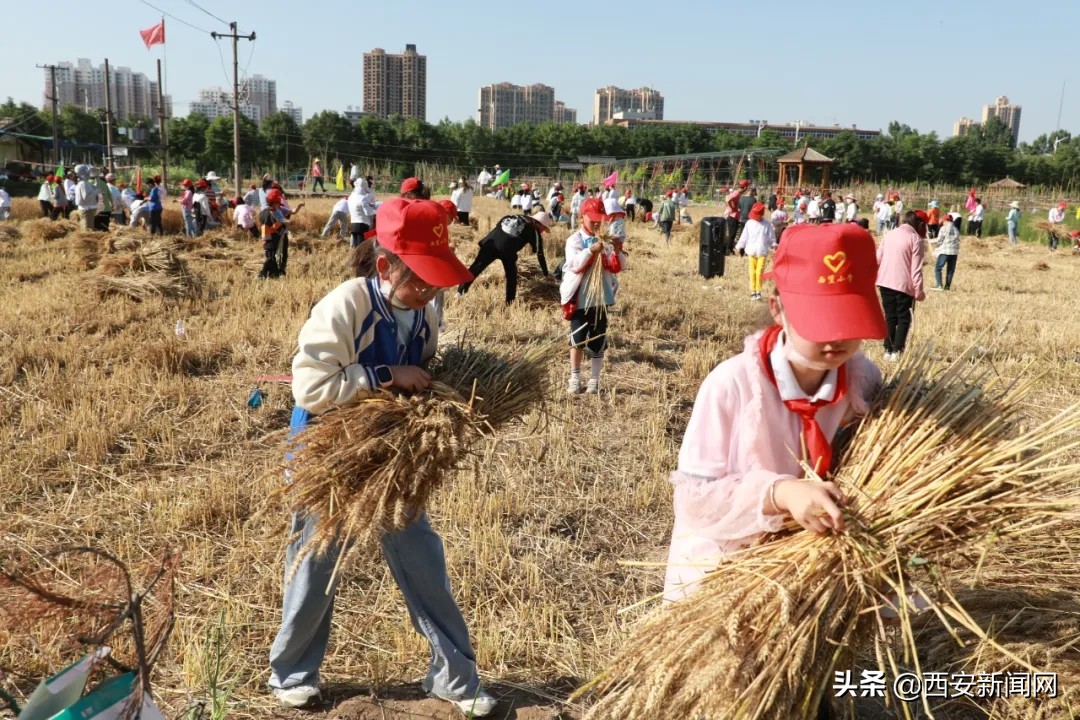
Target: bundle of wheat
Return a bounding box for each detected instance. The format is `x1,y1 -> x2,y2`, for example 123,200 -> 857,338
275,341 -> 553,578
22,218 -> 76,243
108,235 -> 143,253
1034,221 -> 1062,235
92,239 -> 199,301
0,224 -> 21,242
577,344 -> 1080,720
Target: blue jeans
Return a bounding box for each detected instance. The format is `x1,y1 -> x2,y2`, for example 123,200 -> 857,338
934,253 -> 957,290
1007,222 -> 1018,245
268,512 -> 480,699
182,208 -> 199,237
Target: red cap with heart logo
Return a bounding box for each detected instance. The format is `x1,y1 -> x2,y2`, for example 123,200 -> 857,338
763,223 -> 886,342
376,198 -> 473,287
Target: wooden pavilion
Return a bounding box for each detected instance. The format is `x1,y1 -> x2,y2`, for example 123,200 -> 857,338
776,147 -> 833,196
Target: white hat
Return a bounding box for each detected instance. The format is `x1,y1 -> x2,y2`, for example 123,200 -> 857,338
531,211 -> 553,229
844,194 -> 855,201
876,193 -> 884,200
603,197 -> 624,217
1009,200 -> 1021,209
206,171 -> 221,181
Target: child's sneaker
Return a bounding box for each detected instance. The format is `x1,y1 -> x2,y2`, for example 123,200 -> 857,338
586,377 -> 600,394
567,375 -> 582,394
272,685 -> 320,708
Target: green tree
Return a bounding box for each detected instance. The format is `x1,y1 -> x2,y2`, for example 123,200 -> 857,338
260,111 -> 303,167
167,113 -> 211,165
303,111 -> 355,171
204,114 -> 261,173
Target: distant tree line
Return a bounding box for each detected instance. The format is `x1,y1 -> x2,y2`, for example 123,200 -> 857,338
4,97 -> 1079,188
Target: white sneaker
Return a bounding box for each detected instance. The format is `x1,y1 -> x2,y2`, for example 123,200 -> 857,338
586,377 -> 600,394
272,684 -> 320,707
437,688 -> 498,717
884,352 -> 898,362
567,375 -> 582,394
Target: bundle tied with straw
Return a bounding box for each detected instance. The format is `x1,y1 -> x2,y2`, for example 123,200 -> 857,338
582,233 -> 609,318
92,238 -> 200,301
275,340 -> 554,577
577,344 -> 1080,720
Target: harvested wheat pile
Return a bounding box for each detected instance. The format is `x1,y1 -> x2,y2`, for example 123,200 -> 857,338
578,344 -> 1080,719
22,218 -> 76,243
1034,261 -> 1051,271
274,340 -> 554,579
108,235 -> 143,253
91,238 -> 200,301
967,260 -> 995,271
0,224 -> 21,242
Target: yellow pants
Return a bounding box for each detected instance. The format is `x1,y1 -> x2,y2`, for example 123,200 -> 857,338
748,255 -> 767,292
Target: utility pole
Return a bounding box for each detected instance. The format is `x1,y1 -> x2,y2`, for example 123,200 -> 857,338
212,22 -> 256,195
157,59 -> 168,191
37,64 -> 60,166
104,58 -> 115,174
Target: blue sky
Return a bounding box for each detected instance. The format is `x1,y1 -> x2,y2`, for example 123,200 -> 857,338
1,1 -> 1074,144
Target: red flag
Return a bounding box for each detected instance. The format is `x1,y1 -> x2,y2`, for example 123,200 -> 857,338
140,20 -> 165,50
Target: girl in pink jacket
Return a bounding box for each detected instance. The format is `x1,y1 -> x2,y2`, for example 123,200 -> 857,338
665,223 -> 887,602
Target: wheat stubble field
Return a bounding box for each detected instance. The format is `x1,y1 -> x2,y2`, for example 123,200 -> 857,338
2,195 -> 1080,719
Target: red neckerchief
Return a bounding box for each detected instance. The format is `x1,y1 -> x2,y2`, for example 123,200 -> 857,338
757,324 -> 847,476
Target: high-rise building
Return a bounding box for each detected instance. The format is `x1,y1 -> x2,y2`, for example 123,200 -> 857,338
281,100 -> 303,125
952,117 -> 981,137
44,59 -> 172,126
190,88 -> 262,125
363,45 -> 427,120
592,86 -> 664,125
476,83 -> 577,130
982,95 -> 1022,145
242,74 -> 278,120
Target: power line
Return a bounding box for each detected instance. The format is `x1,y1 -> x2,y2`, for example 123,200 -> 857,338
182,0 -> 229,27
136,0 -> 212,34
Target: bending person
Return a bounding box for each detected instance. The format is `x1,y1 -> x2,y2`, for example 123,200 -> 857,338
457,212 -> 551,304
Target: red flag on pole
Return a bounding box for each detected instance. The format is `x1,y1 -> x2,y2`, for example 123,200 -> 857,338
140,19 -> 165,50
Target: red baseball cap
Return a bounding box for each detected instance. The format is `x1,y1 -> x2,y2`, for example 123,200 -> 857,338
764,223 -> 887,343
438,199 -> 457,221
400,177 -> 422,194
739,179 -> 750,188
580,197 -> 606,221
913,209 -> 929,223
749,202 -> 766,221
376,198 -> 472,287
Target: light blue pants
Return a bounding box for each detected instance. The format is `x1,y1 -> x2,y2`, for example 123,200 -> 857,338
268,512 -> 480,699
182,208 -> 199,237
321,210 -> 349,239
1007,222 -> 1018,245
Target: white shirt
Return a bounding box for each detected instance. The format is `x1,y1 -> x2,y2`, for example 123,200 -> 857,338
845,202 -> 858,222
477,170 -> 492,186
807,199 -> 821,219
677,192 -> 689,207
348,188 -> 375,224
121,189 -> 136,208
876,204 -> 892,222
451,187 -> 473,212
65,178 -> 77,202
333,198 -> 349,214
834,201 -> 845,220
234,203 -> 255,228
129,199 -> 148,225
970,204 -> 984,222
521,193 -> 534,211
734,218 -> 777,257
625,194 -> 636,206
75,180 -> 100,210
38,182 -> 52,202
0,188 -> 10,209
244,188 -> 259,207
1049,207 -> 1065,224
770,332 -> 838,403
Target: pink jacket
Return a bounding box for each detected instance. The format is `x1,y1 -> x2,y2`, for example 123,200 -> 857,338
875,224 -> 926,300
664,330 -> 881,601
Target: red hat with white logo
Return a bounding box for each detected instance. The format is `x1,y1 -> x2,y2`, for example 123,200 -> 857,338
580,197 -> 606,222
400,177 -> 423,194
376,198 -> 472,287
764,223 -> 886,343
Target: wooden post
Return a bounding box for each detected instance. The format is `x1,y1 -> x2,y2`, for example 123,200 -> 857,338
796,162 -> 804,191
823,164 -> 831,192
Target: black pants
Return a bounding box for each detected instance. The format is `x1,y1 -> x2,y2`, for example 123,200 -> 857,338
244,225 -> 259,240
50,205 -> 67,221
879,286 -> 915,354
725,216 -> 740,254
260,234 -> 283,278
967,220 -> 982,237
626,205 -> 635,221
149,208 -> 163,235
457,211 -> 470,226
312,176 -> 325,192
927,223 -> 940,239
458,242 -> 519,304
1048,231 -> 1060,251
94,213 -> 111,231
39,200 -> 52,217
350,222 -> 370,248
569,306 -> 608,358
